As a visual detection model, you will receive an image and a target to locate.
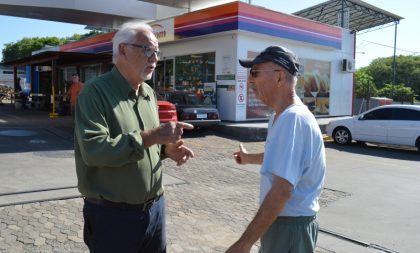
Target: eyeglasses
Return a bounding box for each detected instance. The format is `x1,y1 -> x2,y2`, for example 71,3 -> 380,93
125,43 -> 162,58
249,69 -> 281,78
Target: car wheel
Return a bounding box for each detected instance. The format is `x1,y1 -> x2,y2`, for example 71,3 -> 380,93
332,127 -> 352,145
416,137 -> 420,152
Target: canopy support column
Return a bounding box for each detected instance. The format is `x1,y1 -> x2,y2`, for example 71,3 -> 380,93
391,21 -> 398,98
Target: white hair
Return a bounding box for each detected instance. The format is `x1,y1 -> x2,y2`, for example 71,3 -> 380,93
112,21 -> 153,64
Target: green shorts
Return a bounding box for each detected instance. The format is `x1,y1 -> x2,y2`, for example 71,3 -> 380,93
259,215 -> 318,253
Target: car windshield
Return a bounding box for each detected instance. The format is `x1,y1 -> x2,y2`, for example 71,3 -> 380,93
186,94 -> 201,105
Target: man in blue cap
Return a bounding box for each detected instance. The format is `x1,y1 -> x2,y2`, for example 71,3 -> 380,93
227,46 -> 326,253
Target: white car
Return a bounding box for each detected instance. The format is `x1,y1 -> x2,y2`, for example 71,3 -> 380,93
326,104 -> 420,151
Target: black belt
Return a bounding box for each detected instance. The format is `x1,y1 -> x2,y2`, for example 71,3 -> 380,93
84,195 -> 162,211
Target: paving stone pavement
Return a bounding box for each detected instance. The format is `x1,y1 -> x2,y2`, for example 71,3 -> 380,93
0,131 -> 342,253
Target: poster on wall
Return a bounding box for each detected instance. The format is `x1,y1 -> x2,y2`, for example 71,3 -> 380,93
296,59 -> 331,115
245,50 -> 331,119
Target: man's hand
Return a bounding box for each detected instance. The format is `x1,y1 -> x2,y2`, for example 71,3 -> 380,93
233,143 -> 248,164
233,143 -> 264,165
158,122 -> 194,144
165,139 -> 194,166
142,121 -> 194,148
225,240 -> 252,253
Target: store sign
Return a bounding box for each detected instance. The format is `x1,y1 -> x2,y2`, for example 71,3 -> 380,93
222,56 -> 232,74
150,18 -> 175,43
237,93 -> 245,104
237,78 -> 246,105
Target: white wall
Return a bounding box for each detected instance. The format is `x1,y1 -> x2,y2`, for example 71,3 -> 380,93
332,29 -> 355,116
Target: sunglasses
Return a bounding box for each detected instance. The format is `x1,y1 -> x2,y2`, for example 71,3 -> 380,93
249,69 -> 281,78
125,43 -> 162,58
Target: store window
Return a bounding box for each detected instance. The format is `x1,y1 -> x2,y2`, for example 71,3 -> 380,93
153,59 -> 174,92
81,64 -> 102,83
175,52 -> 215,93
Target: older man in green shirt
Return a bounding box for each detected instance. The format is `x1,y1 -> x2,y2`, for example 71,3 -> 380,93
74,21 -> 194,253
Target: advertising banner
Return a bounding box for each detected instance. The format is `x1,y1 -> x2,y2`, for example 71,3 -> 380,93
245,51 -> 331,119
296,59 -> 331,115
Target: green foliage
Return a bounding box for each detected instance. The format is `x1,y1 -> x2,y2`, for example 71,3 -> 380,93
2,37 -> 63,62
355,71 -> 377,99
378,83 -> 416,103
360,55 -> 420,100
2,31 -> 104,63
78,30 -> 104,40
63,30 -> 104,43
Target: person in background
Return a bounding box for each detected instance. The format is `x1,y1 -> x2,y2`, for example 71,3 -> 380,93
226,46 -> 326,253
67,73 -> 83,116
15,78 -> 29,109
74,21 -> 194,253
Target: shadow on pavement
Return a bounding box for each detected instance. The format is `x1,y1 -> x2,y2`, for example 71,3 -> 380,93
0,103 -> 75,154
325,142 -> 420,162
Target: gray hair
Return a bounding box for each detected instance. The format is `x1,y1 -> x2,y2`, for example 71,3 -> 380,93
112,21 -> 153,64
285,71 -> 298,86
276,64 -> 298,86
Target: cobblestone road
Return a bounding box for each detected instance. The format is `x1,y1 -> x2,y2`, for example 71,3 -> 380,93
0,130 -> 340,252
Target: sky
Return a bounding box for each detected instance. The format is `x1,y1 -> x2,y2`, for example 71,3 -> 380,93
1,0 -> 419,69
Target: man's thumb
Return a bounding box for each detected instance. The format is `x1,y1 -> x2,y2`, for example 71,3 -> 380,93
239,143 -> 245,153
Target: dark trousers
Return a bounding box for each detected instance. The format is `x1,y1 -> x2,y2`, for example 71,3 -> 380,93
83,196 -> 166,253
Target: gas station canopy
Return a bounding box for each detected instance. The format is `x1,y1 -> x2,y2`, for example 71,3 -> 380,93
0,0 -> 236,29
0,0 -> 403,32
4,51 -> 111,67
140,0 -> 236,10
293,0 -> 403,33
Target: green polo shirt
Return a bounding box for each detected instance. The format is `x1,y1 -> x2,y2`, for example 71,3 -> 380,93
74,66 -> 163,204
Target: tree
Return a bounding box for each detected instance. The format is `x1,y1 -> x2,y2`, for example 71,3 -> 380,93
355,71 -> 377,98
360,55 -> 420,100
2,37 -> 63,62
355,71 -> 377,109
378,83 -> 415,103
363,57 -> 392,89
2,31 -> 104,63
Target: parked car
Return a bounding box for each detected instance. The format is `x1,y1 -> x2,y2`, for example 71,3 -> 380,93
157,100 -> 178,124
159,91 -> 220,128
326,104 -> 420,151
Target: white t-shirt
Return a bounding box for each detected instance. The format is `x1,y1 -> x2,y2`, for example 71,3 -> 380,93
260,104 -> 326,216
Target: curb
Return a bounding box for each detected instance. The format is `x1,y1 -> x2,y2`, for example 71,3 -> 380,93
323,135 -> 333,142
215,124 -> 331,142
214,124 -> 267,141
